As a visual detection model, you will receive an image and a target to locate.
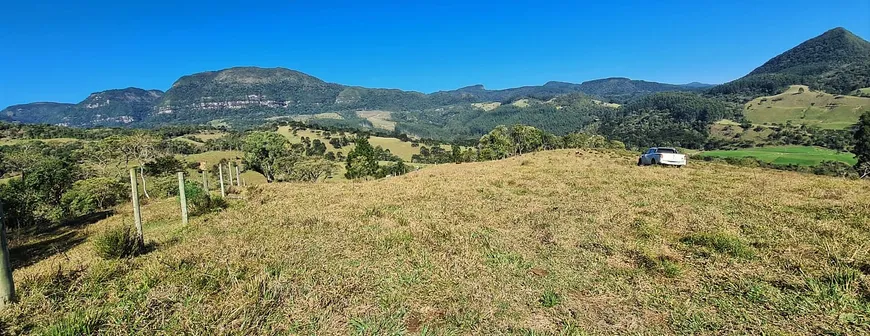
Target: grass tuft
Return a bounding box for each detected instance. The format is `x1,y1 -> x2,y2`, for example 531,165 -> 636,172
92,225 -> 143,259
681,232 -> 755,259
539,290 -> 562,308
41,311 -> 105,336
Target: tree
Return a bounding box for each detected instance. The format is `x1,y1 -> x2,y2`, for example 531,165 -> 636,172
62,177 -> 127,217
144,156 -> 185,177
242,132 -> 289,183
854,111 -> 870,178
479,126 -> 514,160
291,157 -> 337,182
510,125 -> 543,155
345,137 -> 379,179
128,133 -> 161,199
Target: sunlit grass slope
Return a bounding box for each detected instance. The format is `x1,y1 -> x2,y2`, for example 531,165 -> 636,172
2,150 -> 869,334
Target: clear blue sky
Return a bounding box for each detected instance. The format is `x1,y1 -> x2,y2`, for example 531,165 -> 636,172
1,0 -> 868,108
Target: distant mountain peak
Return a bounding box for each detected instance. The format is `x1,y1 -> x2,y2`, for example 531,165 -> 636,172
456,84 -> 486,91
748,27 -> 870,76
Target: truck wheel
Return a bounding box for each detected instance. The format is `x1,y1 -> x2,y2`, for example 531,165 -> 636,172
651,159 -> 657,165
637,159 -> 643,166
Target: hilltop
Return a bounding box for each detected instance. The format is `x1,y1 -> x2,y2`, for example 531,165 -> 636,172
2,150 -> 868,334
711,27 -> 870,98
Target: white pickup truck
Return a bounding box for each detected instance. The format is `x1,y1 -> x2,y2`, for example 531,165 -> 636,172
638,147 -> 687,167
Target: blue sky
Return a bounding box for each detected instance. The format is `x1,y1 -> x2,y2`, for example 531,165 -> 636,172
1,0 -> 868,108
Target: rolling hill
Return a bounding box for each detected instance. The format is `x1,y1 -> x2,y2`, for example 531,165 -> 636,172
1,102 -> 75,124
744,85 -> 870,129
4,150 -> 869,334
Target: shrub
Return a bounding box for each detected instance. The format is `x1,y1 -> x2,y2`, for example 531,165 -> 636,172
151,175 -> 179,198
61,177 -> 127,217
183,182 -> 227,216
144,156 -> 185,177
93,225 -> 142,259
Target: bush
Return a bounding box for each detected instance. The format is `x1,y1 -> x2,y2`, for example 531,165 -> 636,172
61,177 -> 127,217
151,175 -> 179,198
93,225 -> 142,259
144,156 -> 185,177
183,182 -> 227,216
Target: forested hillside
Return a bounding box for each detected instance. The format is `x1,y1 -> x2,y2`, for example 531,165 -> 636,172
2,69 -> 696,129
710,27 -> 870,100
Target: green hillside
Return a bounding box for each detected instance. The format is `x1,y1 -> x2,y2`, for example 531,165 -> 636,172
0,102 -> 74,124
745,85 -> 870,129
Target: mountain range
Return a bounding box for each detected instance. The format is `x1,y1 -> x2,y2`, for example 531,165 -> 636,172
2,27 -> 868,134
1,71 -> 706,128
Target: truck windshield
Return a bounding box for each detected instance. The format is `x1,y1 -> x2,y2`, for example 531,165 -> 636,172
657,148 -> 677,154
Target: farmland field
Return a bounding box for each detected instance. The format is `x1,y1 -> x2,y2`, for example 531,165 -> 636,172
3,150 -> 869,334
699,145 -> 857,166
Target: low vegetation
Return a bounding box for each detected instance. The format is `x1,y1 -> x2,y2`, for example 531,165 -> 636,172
698,145 -> 856,166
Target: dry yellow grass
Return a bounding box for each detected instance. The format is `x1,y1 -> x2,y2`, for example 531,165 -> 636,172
3,150 -> 869,334
356,110 -> 397,131
471,102 -> 502,111
191,131 -> 229,141
511,99 -> 531,108
276,126 -> 426,161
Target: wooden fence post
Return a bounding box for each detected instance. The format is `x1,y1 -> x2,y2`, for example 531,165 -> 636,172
219,164 -> 226,197
235,164 -> 241,187
177,172 -> 188,225
0,202 -> 15,308
201,170 -> 208,190
129,168 -> 144,246
226,163 -> 234,187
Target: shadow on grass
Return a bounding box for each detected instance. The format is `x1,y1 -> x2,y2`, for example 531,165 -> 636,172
9,211 -> 113,269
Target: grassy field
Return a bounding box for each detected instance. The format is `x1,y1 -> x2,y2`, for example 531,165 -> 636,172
471,102 -> 502,111
709,120 -> 775,142
2,150 -> 869,334
276,126 -> 442,162
744,85 -> 870,129
700,145 -> 857,166
356,110 -> 396,131
0,137 -> 80,146
191,131 -> 228,141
